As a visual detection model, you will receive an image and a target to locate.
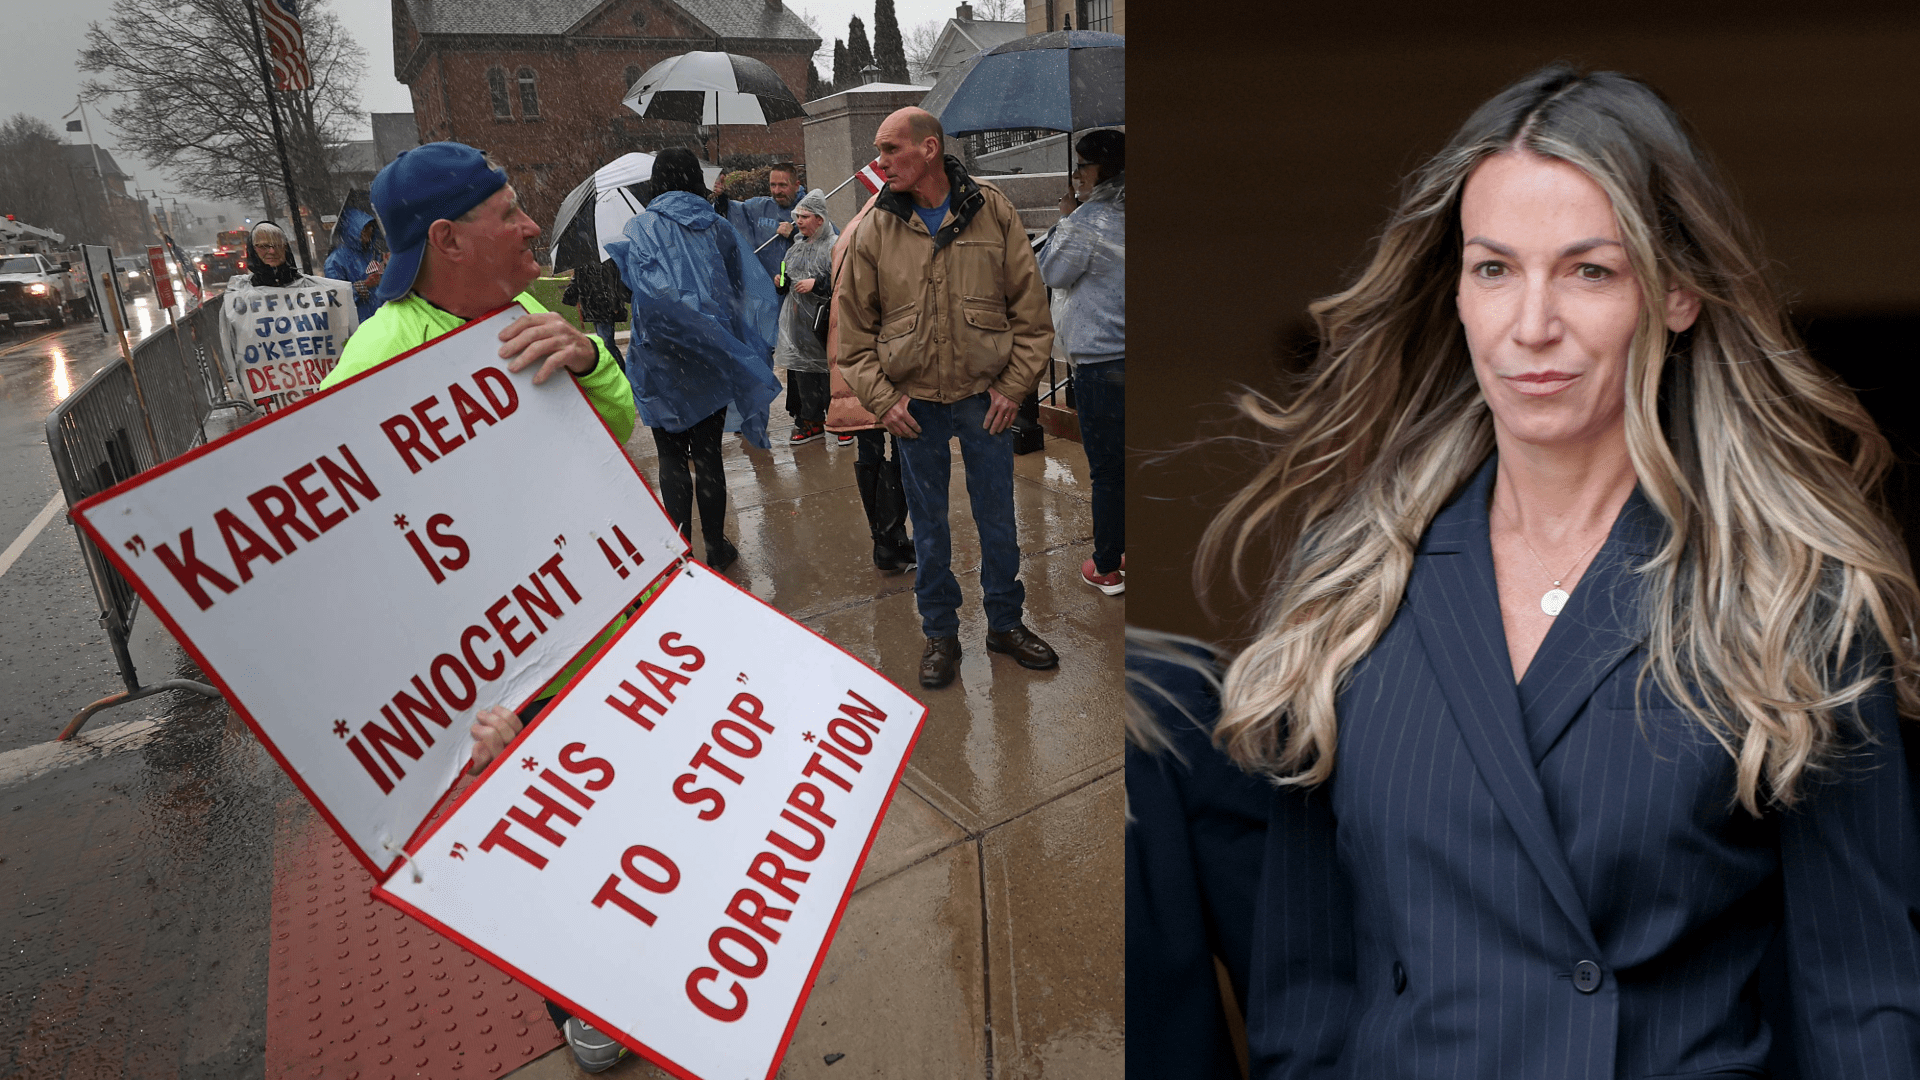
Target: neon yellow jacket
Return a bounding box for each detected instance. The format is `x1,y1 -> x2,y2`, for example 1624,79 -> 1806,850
322,291 -> 636,443
321,291 -> 640,700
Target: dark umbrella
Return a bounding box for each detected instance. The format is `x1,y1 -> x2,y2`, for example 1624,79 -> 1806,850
920,30 -> 1124,136
549,153 -> 725,273
623,51 -> 806,162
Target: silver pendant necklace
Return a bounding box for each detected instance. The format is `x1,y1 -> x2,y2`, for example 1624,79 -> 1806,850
1503,507 -> 1605,617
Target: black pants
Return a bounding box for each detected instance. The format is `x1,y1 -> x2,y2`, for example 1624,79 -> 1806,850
785,369 -> 829,426
650,408 -> 728,545
853,429 -> 911,552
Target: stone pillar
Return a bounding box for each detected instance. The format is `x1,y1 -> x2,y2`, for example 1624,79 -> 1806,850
800,85 -> 930,227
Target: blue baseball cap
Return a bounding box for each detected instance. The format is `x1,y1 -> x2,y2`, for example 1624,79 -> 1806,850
370,142 -> 509,303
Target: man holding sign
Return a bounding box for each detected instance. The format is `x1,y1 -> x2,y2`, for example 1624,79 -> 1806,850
317,141 -> 642,1072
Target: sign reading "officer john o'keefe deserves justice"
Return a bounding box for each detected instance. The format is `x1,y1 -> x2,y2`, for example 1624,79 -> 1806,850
73,305 -> 687,878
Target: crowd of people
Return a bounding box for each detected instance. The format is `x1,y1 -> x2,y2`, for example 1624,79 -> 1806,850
203,109 -> 1124,1074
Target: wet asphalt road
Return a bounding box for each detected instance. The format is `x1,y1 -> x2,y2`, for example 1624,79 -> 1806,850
1,313 -> 291,1079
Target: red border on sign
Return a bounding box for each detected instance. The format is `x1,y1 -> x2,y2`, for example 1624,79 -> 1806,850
69,300 -> 687,883
375,561 -> 929,1080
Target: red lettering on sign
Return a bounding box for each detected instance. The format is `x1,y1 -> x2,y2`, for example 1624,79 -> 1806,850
558,742 -> 614,790
799,752 -> 853,793
828,718 -> 874,756
815,738 -> 865,777
380,414 -> 437,474
154,528 -> 239,611
689,743 -> 745,785
685,969 -> 746,1022
766,809 -> 826,862
838,690 -> 888,732
486,597 -> 533,657
711,718 -> 762,759
673,774 -> 724,820
362,708 -> 425,781
512,575 -> 562,633
478,816 -> 548,869
592,873 -> 658,926
284,463 -> 346,532
214,507 -> 281,583
709,926 -> 767,979
448,382 -> 497,439
315,445 -> 380,511
634,660 -> 690,703
605,680 -> 666,730
473,367 -> 519,419
539,768 -> 594,810
404,529 -> 446,583
411,395 -> 465,456
658,632 -> 705,671
430,653 -> 476,710
537,554 -> 580,603
246,483 -> 318,555
347,735 -> 392,794
729,693 -> 772,733
786,782 -> 836,828
507,785 -> 581,846
426,514 -> 469,570
746,851 -> 810,903
725,888 -> 791,945
391,676 -> 453,743
461,625 -> 505,680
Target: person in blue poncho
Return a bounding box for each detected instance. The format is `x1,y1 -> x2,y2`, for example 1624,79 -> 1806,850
324,207 -> 384,325
713,162 -> 808,283
605,147 -> 782,573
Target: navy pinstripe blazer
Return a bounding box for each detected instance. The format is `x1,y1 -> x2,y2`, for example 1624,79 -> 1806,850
1248,457 -> 1920,1079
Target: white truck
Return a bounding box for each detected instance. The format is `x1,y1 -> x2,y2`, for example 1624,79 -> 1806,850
0,251 -> 94,332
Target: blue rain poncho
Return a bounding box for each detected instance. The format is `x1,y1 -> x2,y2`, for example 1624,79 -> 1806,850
605,190 -> 782,448
323,207 -> 382,325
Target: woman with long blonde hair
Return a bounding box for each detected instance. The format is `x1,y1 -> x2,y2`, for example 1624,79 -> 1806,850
1205,65 -> 1920,1076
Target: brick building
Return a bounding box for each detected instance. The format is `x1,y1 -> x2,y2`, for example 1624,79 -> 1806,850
390,0 -> 820,231
1024,0 -> 1123,34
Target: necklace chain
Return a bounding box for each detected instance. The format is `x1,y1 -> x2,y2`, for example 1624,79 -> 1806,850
1503,505 -> 1605,589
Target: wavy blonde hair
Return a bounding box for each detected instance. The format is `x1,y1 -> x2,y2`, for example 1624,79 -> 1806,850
1206,65 -> 1920,814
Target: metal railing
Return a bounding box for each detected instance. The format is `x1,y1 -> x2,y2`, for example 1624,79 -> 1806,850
46,287 -> 234,738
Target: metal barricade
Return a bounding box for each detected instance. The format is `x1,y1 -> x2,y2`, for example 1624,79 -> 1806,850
47,294 -> 227,739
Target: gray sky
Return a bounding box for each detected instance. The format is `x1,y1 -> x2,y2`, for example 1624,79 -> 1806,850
2,0 -> 997,218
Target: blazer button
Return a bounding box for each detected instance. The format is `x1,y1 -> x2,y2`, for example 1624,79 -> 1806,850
1573,960 -> 1603,994
1392,962 -> 1407,994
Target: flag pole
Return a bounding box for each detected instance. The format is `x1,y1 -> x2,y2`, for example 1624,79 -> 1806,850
241,0 -> 316,275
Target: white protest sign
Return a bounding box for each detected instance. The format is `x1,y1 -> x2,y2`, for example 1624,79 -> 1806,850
376,563 -> 926,1080
219,277 -> 360,412
73,305 -> 687,878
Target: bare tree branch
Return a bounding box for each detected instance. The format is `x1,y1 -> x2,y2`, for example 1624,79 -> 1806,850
79,0 -> 365,212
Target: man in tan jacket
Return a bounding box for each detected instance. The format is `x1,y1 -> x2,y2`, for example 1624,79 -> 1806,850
838,107 -> 1058,689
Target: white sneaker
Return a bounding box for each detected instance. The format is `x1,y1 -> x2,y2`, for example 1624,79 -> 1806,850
564,1017 -> 629,1073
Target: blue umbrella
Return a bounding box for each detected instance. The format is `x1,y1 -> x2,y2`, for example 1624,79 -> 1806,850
920,30 -> 1124,136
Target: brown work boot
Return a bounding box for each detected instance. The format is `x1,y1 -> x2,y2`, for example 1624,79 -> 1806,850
984,624 -> 1058,670
919,636 -> 961,689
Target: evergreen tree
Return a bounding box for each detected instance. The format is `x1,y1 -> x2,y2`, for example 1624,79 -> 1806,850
872,0 -> 909,84
847,16 -> 875,84
832,39 -> 851,92
807,61 -> 829,101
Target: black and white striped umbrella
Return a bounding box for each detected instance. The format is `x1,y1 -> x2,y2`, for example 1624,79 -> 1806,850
621,51 -> 808,126
549,153 -> 723,273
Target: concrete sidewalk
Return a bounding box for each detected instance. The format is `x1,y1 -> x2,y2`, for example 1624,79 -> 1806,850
510,383 -> 1125,1078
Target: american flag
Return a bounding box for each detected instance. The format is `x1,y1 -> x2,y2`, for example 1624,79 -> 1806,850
855,159 -> 887,195
258,0 -> 312,91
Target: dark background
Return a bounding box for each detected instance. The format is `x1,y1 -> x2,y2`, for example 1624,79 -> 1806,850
1127,2 -> 1920,644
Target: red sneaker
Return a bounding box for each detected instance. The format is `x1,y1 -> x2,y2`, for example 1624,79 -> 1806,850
1081,557 -> 1124,596
789,423 -> 824,446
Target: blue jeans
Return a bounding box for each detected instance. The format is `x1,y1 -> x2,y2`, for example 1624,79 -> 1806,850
895,394 -> 1025,637
594,321 -> 619,361
1074,359 -> 1124,574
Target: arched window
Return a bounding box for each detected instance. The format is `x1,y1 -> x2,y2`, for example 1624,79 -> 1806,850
624,65 -> 642,92
517,68 -> 541,119
487,67 -> 511,118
